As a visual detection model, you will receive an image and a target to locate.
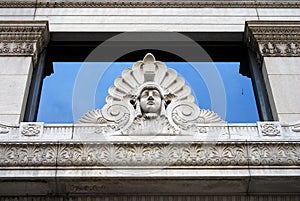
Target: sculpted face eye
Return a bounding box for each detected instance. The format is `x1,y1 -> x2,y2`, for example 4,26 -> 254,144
152,90 -> 160,97
141,89 -> 160,99
141,90 -> 149,98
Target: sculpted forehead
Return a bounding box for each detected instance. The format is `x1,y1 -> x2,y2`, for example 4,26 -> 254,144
139,86 -> 163,98
141,89 -> 160,97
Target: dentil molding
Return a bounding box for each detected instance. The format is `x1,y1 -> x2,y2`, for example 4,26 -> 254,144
245,21 -> 300,63
1,1 -> 300,8
0,21 -> 49,64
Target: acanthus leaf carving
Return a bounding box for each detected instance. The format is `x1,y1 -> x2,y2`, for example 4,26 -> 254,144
0,142 -> 299,167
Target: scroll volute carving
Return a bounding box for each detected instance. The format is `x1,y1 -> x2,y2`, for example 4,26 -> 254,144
78,53 -> 225,135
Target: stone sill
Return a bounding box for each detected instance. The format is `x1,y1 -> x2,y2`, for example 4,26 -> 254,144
1,121 -> 299,141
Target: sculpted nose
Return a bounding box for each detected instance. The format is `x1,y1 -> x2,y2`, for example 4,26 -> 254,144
148,95 -> 154,100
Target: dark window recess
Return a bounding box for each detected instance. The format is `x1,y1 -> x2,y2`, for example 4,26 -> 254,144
24,32 -> 272,123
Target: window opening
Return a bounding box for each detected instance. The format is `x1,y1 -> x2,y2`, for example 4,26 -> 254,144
37,61 -> 259,123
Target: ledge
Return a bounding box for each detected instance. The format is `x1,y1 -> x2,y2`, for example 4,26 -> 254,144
0,122 -> 299,195
0,121 -> 299,167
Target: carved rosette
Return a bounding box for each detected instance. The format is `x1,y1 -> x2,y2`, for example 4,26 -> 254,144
19,122 -> 44,137
245,21 -> 300,63
257,122 -> 281,137
0,21 -> 49,64
78,53 -> 225,135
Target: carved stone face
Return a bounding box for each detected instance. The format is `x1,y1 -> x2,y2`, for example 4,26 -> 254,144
140,88 -> 162,115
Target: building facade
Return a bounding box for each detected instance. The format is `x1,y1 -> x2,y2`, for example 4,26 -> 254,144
0,0 -> 299,200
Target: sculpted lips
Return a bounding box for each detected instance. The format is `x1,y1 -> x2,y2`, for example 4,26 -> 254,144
147,100 -> 155,105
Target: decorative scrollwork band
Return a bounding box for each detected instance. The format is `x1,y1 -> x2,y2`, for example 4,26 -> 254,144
0,142 -> 299,167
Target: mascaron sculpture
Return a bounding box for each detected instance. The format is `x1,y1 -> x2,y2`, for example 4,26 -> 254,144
78,53 -> 225,135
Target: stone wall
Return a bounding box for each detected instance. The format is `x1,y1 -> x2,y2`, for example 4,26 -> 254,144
0,1 -> 299,32
0,21 -> 48,124
0,0 -> 300,197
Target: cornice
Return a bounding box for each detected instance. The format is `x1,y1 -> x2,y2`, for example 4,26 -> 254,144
1,1 -> 300,8
0,121 -> 299,167
0,21 -> 49,64
245,21 -> 300,64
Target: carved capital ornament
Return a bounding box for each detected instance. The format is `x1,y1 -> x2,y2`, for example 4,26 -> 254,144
245,21 -> 300,63
0,21 -> 49,64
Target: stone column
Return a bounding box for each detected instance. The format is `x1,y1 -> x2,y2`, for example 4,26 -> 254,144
0,21 -> 49,124
245,21 -> 300,123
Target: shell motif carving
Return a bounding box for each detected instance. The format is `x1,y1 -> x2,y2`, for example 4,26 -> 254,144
78,53 -> 226,135
106,53 -> 194,103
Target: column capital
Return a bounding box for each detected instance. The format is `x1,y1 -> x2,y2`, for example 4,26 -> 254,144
245,21 -> 300,63
0,21 -> 49,64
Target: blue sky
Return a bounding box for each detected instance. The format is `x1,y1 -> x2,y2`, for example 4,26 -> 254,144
37,62 -> 259,123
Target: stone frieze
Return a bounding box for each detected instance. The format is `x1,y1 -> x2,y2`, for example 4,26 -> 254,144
0,141 -> 299,167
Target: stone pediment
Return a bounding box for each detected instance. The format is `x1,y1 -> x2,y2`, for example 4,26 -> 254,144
78,53 -> 225,135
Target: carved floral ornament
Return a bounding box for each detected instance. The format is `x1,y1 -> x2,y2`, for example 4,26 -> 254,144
0,21 -> 49,64
0,141 -> 300,167
79,53 -> 225,135
245,21 -> 300,63
20,122 -> 43,137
